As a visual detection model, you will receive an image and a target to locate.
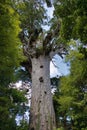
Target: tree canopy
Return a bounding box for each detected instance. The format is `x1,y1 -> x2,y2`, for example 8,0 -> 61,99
0,1 -> 27,130
53,0 -> 87,129
0,0 -> 23,86
53,0 -> 87,43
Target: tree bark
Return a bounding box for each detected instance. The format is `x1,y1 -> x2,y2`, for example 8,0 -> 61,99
29,55 -> 56,130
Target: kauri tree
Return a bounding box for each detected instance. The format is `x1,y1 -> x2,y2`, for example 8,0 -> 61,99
14,0 -> 66,130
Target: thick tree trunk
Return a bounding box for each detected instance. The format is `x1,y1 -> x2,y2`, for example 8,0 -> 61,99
29,55 -> 56,130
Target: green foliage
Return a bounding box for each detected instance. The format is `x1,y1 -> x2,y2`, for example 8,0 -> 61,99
57,127 -> 64,130
0,1 -> 28,130
53,3 -> 87,128
9,88 -> 27,103
0,0 -> 23,86
0,85 -> 27,130
15,0 -> 47,34
53,0 -> 87,43
16,67 -> 31,81
54,42 -> 87,129
16,120 -> 28,130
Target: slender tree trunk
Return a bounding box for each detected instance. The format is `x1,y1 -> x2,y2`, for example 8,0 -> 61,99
29,55 -> 56,130
63,116 -> 67,130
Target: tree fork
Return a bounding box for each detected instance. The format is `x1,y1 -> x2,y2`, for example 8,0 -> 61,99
21,19 -> 65,130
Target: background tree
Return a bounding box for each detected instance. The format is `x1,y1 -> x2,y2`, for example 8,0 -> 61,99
54,42 -> 87,130
0,0 -> 23,86
53,0 -> 87,129
0,1 -> 27,130
53,0 -> 87,44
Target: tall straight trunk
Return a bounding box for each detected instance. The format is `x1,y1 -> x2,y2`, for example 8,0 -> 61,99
29,55 -> 56,130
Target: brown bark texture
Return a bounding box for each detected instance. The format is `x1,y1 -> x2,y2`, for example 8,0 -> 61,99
29,55 -> 56,130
